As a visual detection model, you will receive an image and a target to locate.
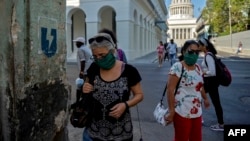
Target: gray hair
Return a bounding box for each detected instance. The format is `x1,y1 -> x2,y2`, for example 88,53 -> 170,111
89,33 -> 115,51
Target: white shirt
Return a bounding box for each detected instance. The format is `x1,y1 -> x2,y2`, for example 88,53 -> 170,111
77,45 -> 93,74
167,43 -> 177,54
201,52 -> 216,77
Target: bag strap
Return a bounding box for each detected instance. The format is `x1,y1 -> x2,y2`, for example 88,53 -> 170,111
136,105 -> 143,141
205,52 -> 216,67
160,63 -> 184,104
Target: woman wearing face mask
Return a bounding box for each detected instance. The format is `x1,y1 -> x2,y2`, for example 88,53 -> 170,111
82,33 -> 144,141
165,40 -> 210,141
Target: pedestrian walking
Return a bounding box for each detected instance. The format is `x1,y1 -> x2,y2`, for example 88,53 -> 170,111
198,38 -> 224,131
98,28 -> 127,63
72,36 -> 93,102
82,33 -> 144,141
236,41 -> 243,54
165,40 -> 210,141
167,39 -> 178,66
156,41 -> 165,67
164,41 -> 169,61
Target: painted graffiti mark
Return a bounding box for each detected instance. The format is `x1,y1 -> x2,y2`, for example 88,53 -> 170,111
41,27 -> 57,57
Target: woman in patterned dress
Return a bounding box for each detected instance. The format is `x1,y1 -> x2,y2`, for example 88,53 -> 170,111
165,40 -> 210,141
82,33 -> 144,141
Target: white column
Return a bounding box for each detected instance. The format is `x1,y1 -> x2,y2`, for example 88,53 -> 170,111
116,20 -> 133,60
143,25 -> 147,53
66,21 -> 73,60
86,22 -> 99,44
136,24 -> 141,56
140,26 -> 144,55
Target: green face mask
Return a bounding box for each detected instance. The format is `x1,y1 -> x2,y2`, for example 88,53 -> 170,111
95,52 -> 116,70
184,53 -> 199,66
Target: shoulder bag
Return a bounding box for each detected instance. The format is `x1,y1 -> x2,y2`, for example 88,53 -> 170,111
153,64 -> 184,126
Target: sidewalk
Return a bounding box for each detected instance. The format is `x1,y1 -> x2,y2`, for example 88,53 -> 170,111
216,46 -> 250,56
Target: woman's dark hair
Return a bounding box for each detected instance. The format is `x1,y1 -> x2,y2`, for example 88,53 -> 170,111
159,41 -> 163,45
178,40 -> 199,61
98,28 -> 117,48
198,38 -> 217,55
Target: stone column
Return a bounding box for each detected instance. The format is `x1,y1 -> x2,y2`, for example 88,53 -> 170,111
141,25 -> 144,53
0,0 -> 70,141
116,20 -> 135,59
137,24 -> 142,56
86,21 -> 99,43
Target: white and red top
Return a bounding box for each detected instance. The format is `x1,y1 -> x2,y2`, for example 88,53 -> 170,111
169,62 -> 204,118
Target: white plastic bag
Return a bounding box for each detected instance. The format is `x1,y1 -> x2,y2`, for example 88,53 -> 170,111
75,78 -> 84,89
153,102 -> 168,126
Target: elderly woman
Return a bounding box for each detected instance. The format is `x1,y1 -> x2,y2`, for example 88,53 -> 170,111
82,33 -> 144,141
165,40 -> 210,141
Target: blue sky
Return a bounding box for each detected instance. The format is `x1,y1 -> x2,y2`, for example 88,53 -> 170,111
165,0 -> 206,18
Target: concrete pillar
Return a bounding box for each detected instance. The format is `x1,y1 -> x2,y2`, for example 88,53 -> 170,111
86,22 -> 99,43
135,24 -> 141,56
117,21 -> 135,60
140,26 -> 144,55
0,1 -> 70,141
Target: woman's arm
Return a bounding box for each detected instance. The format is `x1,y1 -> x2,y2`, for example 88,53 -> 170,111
201,87 -> 210,109
109,82 -> 143,119
127,82 -> 144,107
165,73 -> 179,124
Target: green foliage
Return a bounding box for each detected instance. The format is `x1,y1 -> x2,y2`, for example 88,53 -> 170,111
201,0 -> 250,36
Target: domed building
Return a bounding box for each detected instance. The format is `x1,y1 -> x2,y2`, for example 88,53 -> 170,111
167,0 -> 197,46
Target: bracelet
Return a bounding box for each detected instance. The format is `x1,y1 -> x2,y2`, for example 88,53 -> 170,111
123,101 -> 129,110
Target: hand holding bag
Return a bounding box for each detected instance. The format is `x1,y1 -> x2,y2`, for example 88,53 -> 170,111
153,65 -> 184,126
70,77 -> 94,128
70,94 -> 92,128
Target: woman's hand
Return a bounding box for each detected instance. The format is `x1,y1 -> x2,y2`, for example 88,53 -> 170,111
109,102 -> 127,119
164,112 -> 175,125
82,82 -> 93,93
203,98 -> 210,109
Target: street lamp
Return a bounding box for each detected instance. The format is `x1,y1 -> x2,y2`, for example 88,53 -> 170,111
229,0 -> 232,48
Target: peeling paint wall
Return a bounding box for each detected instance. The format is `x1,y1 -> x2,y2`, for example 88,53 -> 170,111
0,0 -> 70,141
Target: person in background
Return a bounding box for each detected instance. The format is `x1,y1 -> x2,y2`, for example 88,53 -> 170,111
167,39 -> 178,66
198,38 -> 224,131
156,41 -> 165,67
165,40 -> 210,141
72,36 -> 93,102
236,41 -> 243,54
82,33 -> 144,141
164,41 -> 169,61
98,28 -> 127,63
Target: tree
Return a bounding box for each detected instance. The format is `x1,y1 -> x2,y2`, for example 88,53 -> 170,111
201,0 -> 250,36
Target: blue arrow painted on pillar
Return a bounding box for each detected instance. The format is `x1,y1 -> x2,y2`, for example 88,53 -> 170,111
41,27 -> 57,57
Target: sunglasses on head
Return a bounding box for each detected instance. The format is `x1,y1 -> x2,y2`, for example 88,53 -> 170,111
88,36 -> 112,44
187,49 -> 200,55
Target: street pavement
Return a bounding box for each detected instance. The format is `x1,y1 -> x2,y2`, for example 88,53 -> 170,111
66,50 -> 250,141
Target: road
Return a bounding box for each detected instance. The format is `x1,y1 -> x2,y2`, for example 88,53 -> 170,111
67,51 -> 250,141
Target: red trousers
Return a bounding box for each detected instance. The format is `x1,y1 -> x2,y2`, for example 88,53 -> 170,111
173,113 -> 202,141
